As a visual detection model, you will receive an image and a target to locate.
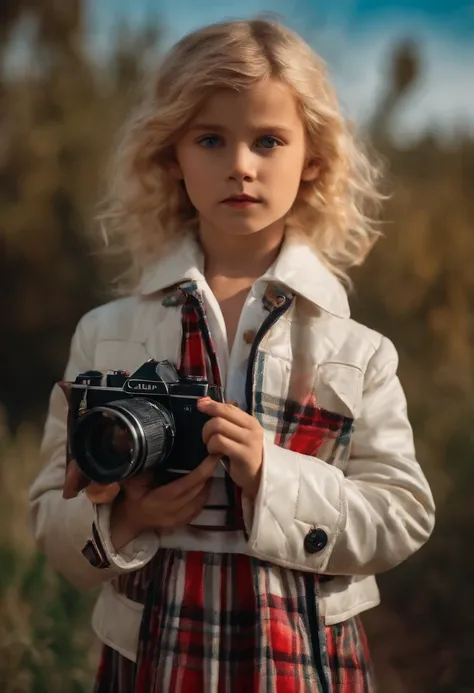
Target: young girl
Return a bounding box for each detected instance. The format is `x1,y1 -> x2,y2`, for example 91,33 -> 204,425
30,17 -> 435,693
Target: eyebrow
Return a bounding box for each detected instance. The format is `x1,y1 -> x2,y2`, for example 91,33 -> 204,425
189,123 -> 294,136
188,123 -> 226,132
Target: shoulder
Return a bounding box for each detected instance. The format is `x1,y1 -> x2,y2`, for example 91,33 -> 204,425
312,317 -> 402,418
346,317 -> 397,358
338,317 -> 399,381
75,294 -> 152,342
69,295 -> 167,374
78,295 -> 140,324
296,303 -> 399,377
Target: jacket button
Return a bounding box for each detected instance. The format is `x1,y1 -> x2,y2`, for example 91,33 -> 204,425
243,329 -> 256,345
304,528 -> 328,554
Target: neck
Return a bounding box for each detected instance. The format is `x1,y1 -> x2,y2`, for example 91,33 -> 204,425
199,218 -> 285,281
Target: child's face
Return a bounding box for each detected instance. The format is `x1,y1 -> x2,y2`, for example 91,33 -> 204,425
174,78 -> 318,240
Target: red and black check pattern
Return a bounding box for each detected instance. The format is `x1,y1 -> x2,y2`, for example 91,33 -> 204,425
270,392 -> 353,462
253,384 -> 353,469
326,617 -> 374,691
95,280 -> 373,692
178,281 -> 245,531
178,282 -> 221,387
96,552 -> 374,693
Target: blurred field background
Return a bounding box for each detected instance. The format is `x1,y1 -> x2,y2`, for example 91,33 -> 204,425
1,1 -> 473,692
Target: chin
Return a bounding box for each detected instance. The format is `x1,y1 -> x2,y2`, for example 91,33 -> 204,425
221,215 -> 281,237
199,208 -> 284,238
225,225 -> 266,237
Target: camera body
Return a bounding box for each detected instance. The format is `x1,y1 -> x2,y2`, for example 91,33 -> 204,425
67,359 -> 223,485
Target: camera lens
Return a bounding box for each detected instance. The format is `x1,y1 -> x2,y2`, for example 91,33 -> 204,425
72,398 -> 175,484
87,415 -> 134,469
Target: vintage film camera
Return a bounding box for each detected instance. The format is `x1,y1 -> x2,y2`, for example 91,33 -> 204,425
67,360 -> 223,486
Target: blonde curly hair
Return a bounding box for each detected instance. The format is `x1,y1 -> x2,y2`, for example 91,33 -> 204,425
99,17 -> 384,290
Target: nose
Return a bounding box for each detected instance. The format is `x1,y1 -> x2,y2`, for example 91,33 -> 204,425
227,143 -> 257,183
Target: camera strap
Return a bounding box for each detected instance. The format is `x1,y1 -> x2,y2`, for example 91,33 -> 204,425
165,280 -> 245,531
174,281 -> 222,389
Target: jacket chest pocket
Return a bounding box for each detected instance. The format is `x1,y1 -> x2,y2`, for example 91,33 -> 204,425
275,402 -> 354,470
273,362 -> 362,471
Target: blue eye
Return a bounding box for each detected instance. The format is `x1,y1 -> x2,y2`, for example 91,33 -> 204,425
257,135 -> 281,149
198,135 -> 222,148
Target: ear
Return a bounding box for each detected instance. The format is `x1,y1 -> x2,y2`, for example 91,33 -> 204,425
301,159 -> 320,182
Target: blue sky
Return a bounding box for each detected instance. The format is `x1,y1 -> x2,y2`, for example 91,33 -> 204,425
7,1 -> 472,140
84,0 -> 474,140
88,0 -> 474,39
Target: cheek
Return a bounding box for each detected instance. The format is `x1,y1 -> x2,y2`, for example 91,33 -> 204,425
268,147 -> 305,181
270,159 -> 304,195
179,158 -> 214,210
175,148 -> 194,176
177,155 -> 201,189
180,151 -> 216,186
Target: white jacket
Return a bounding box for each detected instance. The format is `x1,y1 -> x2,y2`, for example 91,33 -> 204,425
29,233 -> 435,662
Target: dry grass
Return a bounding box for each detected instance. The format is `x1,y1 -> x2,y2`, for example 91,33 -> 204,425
0,409 -> 98,693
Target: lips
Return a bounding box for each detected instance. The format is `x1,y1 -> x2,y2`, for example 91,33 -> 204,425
222,194 -> 261,203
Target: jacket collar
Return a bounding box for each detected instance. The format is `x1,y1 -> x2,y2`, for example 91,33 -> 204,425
138,231 -> 350,318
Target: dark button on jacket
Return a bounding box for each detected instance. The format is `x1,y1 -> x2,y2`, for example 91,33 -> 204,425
304,528 -> 328,554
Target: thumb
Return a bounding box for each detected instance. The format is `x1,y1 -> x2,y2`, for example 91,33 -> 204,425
86,481 -> 121,504
63,460 -> 89,499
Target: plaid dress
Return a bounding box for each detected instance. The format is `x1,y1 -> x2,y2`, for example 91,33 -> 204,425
93,281 -> 375,693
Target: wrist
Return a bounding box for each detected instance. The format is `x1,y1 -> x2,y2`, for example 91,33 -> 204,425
242,467 -> 262,501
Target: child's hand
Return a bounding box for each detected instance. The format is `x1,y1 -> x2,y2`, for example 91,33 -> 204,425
108,456 -> 219,548
63,459 -> 121,503
198,398 -> 264,500
63,456 -> 220,550
63,459 -> 97,499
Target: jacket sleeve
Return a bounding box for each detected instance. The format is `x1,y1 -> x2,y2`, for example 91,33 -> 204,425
29,310 -> 160,590
243,336 -> 435,576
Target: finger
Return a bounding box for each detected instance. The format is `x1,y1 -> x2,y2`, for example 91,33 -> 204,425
176,479 -> 211,509
164,454 -> 220,500
156,483 -> 210,530
171,485 -> 212,528
63,460 -> 89,499
150,476 -> 210,509
197,398 -> 252,427
86,481 -> 121,504
178,479 -> 212,517
206,435 -> 243,461
202,416 -> 247,447
120,471 -> 155,492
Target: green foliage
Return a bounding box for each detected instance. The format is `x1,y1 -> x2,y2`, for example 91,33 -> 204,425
0,4 -> 473,692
